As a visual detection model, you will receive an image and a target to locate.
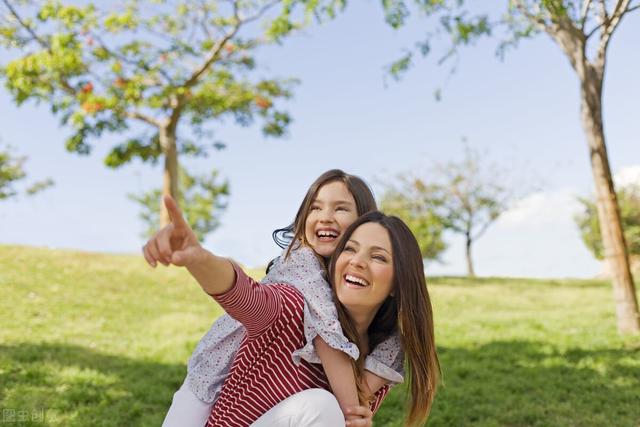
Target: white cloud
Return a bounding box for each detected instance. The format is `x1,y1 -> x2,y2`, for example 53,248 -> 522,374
497,188 -> 581,228
614,165 -> 640,187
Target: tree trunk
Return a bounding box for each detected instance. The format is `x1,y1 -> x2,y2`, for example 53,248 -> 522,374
580,70 -> 640,334
465,232 -> 475,277
159,124 -> 179,227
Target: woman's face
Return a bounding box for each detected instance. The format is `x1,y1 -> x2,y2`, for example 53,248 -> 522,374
304,181 -> 358,258
333,222 -> 394,313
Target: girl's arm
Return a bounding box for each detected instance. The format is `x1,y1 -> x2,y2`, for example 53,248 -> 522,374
314,336 -> 360,419
364,333 -> 405,388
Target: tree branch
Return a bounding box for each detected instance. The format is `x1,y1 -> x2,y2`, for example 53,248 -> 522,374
1,0 -> 49,49
512,0 -> 550,32
580,0 -> 594,30
126,110 -> 162,127
182,3 -> 241,90
597,0 -> 632,69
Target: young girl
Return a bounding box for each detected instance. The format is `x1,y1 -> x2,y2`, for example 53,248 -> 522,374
156,170 -> 404,426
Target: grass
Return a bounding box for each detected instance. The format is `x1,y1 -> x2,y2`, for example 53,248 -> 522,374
1,245 -> 639,426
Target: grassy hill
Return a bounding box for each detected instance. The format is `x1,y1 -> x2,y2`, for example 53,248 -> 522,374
1,245 -> 638,426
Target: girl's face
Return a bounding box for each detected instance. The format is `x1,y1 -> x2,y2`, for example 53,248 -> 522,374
304,181 -> 358,257
333,222 -> 395,313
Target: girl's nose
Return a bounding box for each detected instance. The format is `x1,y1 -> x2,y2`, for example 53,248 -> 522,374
319,210 -> 333,222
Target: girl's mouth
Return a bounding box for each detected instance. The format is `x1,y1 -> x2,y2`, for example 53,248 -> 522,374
316,229 -> 339,241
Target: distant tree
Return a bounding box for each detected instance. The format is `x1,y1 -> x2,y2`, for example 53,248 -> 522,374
128,169 -> 229,242
436,146 -> 511,277
380,177 -> 447,261
363,0 -> 640,333
0,0 -> 308,227
381,145 -> 512,276
576,184 -> 640,265
0,142 -> 53,200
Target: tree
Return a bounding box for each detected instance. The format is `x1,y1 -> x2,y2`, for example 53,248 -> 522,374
0,142 -> 53,200
369,0 -> 640,333
128,168 -> 229,242
380,177 -> 447,261
436,146 -> 511,277
0,0 -> 307,227
576,184 -> 640,273
381,146 -> 512,276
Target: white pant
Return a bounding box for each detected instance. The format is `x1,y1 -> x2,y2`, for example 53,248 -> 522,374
162,381 -> 213,427
162,383 -> 344,427
251,389 -> 345,427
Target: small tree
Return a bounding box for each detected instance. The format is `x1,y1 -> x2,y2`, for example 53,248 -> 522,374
576,184 -> 640,272
381,146 -> 512,277
0,142 -> 53,200
436,146 -> 511,277
0,0 -> 307,226
128,169 -> 229,241
380,177 -> 447,261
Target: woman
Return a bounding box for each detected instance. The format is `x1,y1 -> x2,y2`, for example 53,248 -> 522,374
147,197 -> 440,426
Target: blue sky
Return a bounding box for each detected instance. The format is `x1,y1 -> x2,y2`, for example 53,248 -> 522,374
1,2 -> 639,278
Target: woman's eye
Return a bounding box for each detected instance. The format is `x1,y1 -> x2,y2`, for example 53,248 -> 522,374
344,246 -> 356,253
373,255 -> 387,262
336,206 -> 348,212
311,206 -> 321,211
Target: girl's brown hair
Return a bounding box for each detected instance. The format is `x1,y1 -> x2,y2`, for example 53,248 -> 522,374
329,211 -> 441,426
272,169 -> 377,258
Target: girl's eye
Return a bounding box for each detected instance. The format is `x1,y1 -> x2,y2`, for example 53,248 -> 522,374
311,206 -> 321,211
373,255 -> 387,262
344,246 -> 356,253
336,206 -> 348,212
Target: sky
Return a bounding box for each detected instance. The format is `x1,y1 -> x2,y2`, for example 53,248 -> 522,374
1,2 -> 639,278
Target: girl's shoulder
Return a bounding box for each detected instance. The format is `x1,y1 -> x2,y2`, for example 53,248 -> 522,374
262,243 -> 325,284
284,243 -> 322,266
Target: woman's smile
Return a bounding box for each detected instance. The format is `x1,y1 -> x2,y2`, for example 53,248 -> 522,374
334,222 -> 394,311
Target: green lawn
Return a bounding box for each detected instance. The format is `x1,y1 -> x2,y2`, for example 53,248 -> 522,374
1,245 -> 639,426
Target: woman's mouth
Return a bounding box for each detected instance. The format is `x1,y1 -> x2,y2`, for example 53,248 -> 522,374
344,274 -> 369,288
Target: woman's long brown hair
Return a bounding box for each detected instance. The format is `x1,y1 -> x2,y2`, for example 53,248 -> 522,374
329,211 -> 441,426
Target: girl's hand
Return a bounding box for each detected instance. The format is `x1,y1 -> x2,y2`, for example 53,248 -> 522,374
142,196 -> 204,268
344,405 -> 373,427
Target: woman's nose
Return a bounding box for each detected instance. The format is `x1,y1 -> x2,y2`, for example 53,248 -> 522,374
349,255 -> 366,269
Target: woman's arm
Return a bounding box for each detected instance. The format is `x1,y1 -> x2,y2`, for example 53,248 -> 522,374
143,196 -> 235,295
362,372 -> 388,403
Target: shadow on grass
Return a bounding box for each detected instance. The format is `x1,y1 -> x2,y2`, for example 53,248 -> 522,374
0,343 -> 185,427
375,340 -> 640,427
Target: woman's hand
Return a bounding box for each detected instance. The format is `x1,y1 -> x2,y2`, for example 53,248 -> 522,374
142,196 -> 204,268
344,405 -> 373,426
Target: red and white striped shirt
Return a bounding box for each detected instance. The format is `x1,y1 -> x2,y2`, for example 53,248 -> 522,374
205,264 -> 389,427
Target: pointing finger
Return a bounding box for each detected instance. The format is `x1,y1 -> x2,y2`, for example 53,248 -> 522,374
164,196 -> 189,230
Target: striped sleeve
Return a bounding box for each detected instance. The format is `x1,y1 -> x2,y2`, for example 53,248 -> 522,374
212,262 -> 282,338
370,384 -> 391,414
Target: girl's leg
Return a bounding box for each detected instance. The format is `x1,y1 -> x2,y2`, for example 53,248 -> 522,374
162,379 -> 213,427
250,388 -> 345,427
